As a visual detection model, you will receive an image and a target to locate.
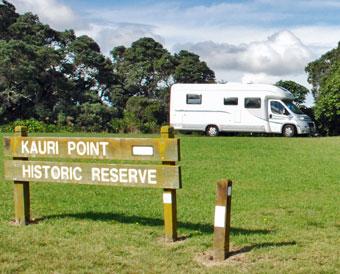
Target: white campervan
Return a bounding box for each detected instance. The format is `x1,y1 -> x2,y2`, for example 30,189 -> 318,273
169,83 -> 315,137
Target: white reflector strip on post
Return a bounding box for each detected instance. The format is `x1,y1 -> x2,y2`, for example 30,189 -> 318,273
163,193 -> 172,204
214,205 -> 226,228
227,186 -> 232,196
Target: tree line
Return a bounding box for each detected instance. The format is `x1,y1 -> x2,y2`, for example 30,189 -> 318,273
0,1 -> 339,135
0,1 -> 214,133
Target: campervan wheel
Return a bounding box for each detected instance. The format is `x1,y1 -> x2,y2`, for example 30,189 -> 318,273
282,124 -> 296,137
206,125 -> 219,137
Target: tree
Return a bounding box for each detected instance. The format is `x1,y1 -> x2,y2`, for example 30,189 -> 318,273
313,66 -> 340,135
0,0 -> 18,39
111,40 -> 216,127
0,2 -> 116,130
111,37 -> 174,116
275,80 -> 309,105
305,43 -> 340,135
173,50 -> 215,83
124,96 -> 166,133
305,42 -> 340,99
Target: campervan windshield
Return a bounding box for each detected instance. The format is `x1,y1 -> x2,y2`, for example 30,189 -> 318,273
282,100 -> 304,114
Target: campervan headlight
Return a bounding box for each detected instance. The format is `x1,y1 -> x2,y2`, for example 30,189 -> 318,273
299,116 -> 307,121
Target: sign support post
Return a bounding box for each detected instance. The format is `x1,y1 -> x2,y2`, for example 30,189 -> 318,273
13,126 -> 30,225
161,126 -> 178,242
213,179 -> 233,261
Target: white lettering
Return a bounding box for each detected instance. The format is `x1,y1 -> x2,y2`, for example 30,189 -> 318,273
22,164 -> 31,178
33,165 -> 42,179
101,168 -> 110,182
21,141 -> 29,154
73,167 -> 82,181
21,141 -> 58,155
100,142 -> 109,156
51,166 -> 61,179
77,142 -> 86,156
42,165 -> 51,179
91,167 -> 100,181
110,168 -> 119,182
67,141 -> 76,155
90,142 -> 99,156
128,169 -> 138,183
148,169 -> 157,184
138,169 -> 147,184
119,168 -> 128,183
30,142 -> 38,154
47,141 -> 56,155
38,141 -> 46,155
60,166 -> 69,180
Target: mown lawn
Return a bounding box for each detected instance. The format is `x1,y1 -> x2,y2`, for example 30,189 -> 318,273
0,132 -> 339,273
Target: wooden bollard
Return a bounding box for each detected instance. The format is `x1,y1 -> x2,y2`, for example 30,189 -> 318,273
13,126 -> 30,225
161,126 -> 178,241
213,179 -> 233,261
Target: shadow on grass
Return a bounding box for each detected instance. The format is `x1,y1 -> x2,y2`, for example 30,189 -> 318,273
229,241 -> 297,257
40,211 -> 273,236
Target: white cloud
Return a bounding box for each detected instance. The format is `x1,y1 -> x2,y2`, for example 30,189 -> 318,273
10,0 -> 81,30
174,31 -> 314,76
241,73 -> 281,84
76,23 -> 164,55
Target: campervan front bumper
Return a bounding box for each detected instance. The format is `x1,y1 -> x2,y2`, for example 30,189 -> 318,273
297,121 -> 316,135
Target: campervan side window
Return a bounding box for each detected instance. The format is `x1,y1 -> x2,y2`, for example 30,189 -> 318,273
186,94 -> 202,104
245,97 -> 261,108
224,97 -> 238,105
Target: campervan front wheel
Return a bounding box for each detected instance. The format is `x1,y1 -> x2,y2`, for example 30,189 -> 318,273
282,124 -> 296,137
206,125 -> 219,137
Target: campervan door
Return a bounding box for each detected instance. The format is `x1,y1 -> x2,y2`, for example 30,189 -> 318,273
239,94 -> 268,133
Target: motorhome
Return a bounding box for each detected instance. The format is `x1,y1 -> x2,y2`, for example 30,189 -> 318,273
169,83 -> 315,137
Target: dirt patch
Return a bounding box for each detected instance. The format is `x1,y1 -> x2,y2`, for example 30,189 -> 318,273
157,235 -> 189,246
195,246 -> 250,267
9,217 -> 42,226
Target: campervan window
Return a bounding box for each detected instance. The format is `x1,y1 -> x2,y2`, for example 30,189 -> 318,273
245,97 -> 261,108
224,97 -> 238,105
271,101 -> 288,115
186,94 -> 202,104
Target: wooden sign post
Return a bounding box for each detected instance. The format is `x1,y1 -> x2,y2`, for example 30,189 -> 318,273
213,179 -> 233,261
13,126 -> 30,225
3,126 -> 181,240
161,126 -> 178,242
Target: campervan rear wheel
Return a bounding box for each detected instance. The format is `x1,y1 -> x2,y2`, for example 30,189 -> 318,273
206,125 -> 219,137
282,125 -> 296,137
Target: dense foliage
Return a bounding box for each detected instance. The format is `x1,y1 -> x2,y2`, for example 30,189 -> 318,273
305,43 -> 340,135
0,1 -> 215,132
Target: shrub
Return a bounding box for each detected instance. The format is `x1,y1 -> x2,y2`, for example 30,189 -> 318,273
124,96 -> 166,133
0,119 -> 74,133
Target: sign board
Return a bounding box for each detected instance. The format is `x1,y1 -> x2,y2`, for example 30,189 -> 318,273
3,126 -> 181,241
3,137 -> 179,161
4,160 -> 180,189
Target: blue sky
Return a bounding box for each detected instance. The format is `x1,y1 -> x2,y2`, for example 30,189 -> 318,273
60,0 -> 340,27
10,0 -> 340,105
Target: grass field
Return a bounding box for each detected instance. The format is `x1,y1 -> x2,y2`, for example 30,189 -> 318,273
0,132 -> 339,273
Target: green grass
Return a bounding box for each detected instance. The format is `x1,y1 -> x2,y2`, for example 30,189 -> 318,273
0,133 -> 339,273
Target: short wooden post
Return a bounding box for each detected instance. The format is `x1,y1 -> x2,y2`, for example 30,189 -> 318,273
161,126 -> 178,241
213,179 -> 233,261
13,126 -> 30,225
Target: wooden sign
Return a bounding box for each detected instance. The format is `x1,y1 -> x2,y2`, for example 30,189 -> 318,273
3,126 -> 181,241
3,136 -> 179,161
4,160 -> 180,189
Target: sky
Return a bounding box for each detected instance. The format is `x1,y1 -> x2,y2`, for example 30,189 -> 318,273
9,0 -> 340,105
